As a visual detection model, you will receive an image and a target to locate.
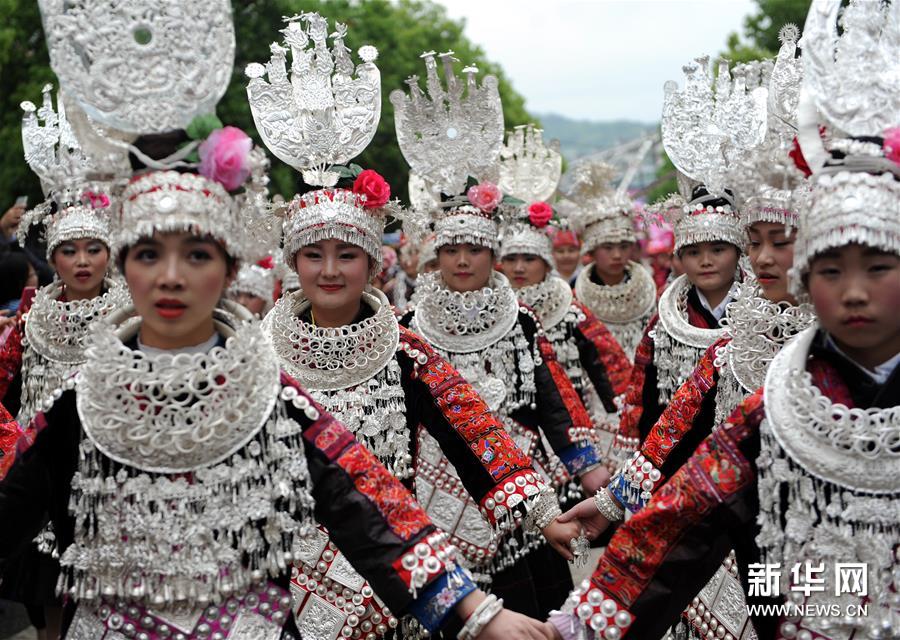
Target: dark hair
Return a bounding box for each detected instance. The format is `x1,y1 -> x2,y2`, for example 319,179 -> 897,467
129,130 -> 191,171
0,248 -> 32,305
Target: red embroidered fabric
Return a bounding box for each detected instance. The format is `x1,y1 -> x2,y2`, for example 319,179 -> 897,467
303,409 -> 432,542
590,390 -> 763,612
641,338 -> 724,469
616,315 -> 658,446
0,403 -> 22,479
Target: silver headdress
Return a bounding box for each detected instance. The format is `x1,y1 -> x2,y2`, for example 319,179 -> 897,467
246,13 -> 389,270
789,0 -> 900,293
562,161 -> 636,254
497,125 -> 561,266
393,51 -> 506,253
659,53 -> 769,252
391,51 -> 504,197
734,25 -> 806,231
18,84 -> 119,256
497,125 -> 562,204
38,0 -> 235,134
246,14 -> 380,188
117,171 -> 241,260
229,263 -> 276,304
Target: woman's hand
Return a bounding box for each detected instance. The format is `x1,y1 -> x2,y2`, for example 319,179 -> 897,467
579,466 -> 611,495
541,517 -> 582,561
477,609 -> 556,640
557,496 -> 611,540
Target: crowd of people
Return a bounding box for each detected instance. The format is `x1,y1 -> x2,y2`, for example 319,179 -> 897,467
0,1 -> 897,639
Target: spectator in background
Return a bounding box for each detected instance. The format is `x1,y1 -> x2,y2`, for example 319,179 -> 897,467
0,248 -> 37,313
1,203 -> 54,286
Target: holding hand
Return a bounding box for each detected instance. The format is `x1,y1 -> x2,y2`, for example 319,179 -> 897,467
557,495 -> 613,540
541,517 -> 582,561
579,465 -> 611,495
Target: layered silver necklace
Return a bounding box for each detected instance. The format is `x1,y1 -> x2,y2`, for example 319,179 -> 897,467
18,277 -> 130,427
65,302 -> 316,607
412,271 -> 537,414
712,280 -> 815,425
262,288 -> 412,478
653,274 -> 728,405
573,261 -> 656,360
758,326 -> 900,639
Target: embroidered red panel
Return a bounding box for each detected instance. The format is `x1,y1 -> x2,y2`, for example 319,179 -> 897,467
617,315 -> 658,444
0,403 -> 22,479
642,340 -> 722,468
401,327 -> 534,483
537,334 -> 594,440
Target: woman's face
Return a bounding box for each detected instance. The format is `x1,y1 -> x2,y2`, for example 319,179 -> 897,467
807,244 -> 900,369
747,221 -> 795,304
51,238 -> 109,300
591,241 -> 634,283
437,243 -> 494,292
500,253 -> 550,288
294,239 -> 372,321
232,292 -> 267,317
552,244 -> 580,276
123,232 -> 233,350
679,241 -> 740,297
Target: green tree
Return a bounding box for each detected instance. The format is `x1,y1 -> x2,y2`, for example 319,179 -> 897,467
0,0 -> 533,209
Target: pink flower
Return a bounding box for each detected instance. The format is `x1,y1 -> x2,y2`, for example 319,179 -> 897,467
467,182 -> 502,213
82,190 -> 110,209
528,202 -> 553,227
352,169 -> 391,208
198,126 -> 253,191
884,127 -> 900,168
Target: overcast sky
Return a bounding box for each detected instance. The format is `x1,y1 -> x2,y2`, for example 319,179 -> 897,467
438,0 -> 756,123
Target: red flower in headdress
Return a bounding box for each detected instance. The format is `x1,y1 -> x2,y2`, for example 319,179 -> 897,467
352,170 -> 391,209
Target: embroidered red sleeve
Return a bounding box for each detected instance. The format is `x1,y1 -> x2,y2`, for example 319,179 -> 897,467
400,327 -> 546,525
616,315 -> 658,449
537,333 -> 594,442
0,403 -> 23,479
305,415 -> 433,541
642,341 -> 721,469
0,324 -> 24,402
575,301 -> 633,396
589,389 -> 763,609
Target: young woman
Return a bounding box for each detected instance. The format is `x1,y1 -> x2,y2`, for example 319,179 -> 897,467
260,170 -> 578,635
403,190 -> 609,619
0,202 -> 128,431
0,200 -> 127,640
570,181 -> 657,363
613,188 -> 744,462
0,155 -> 546,639
499,206 -> 632,472
549,226 -> 582,287
228,261 -> 276,317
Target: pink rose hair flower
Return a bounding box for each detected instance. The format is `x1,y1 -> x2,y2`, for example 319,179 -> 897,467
82,190 -> 110,210
528,202 -> 553,228
884,127 -> 900,168
467,182 -> 502,213
198,126 -> 253,191
352,169 -> 391,208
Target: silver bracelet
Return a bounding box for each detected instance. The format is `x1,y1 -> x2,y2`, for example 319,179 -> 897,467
527,490 -> 563,531
458,594 -> 504,640
593,488 -> 625,522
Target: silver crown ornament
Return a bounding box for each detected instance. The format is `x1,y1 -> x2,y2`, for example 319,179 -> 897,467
245,14 -> 381,187
391,51 -> 504,196
662,55 -> 769,197
498,124 -> 562,203
38,0 -> 235,134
